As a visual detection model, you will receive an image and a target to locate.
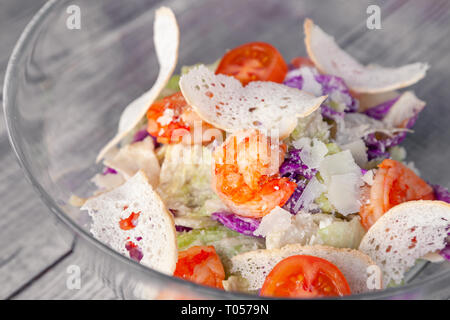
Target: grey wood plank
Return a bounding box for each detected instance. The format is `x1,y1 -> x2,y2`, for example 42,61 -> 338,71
0,0 -> 50,135
0,0 -> 114,300
1,0 -> 449,300
12,249 -> 117,300
0,144 -> 72,299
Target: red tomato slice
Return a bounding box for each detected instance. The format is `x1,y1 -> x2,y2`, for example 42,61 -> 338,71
174,246 -> 225,289
260,255 -> 351,298
216,42 -> 288,85
290,56 -> 315,69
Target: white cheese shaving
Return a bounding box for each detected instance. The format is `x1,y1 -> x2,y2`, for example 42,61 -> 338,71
253,206 -> 291,237
292,137 -> 328,170
319,150 -> 361,184
157,108 -> 175,126
294,177 -> 326,213
362,170 -> 375,186
319,150 -> 363,216
328,173 -> 363,215
340,139 -> 368,168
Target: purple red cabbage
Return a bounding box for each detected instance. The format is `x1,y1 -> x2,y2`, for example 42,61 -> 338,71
133,129 -> 150,143
320,104 -> 345,122
433,184 -> 450,203
125,242 -> 143,262
175,225 -> 193,233
315,74 -> 358,113
363,98 -> 420,160
283,75 -> 303,89
364,131 -> 408,161
283,69 -> 357,115
441,242 -> 450,261
211,212 -> 261,237
282,179 -> 308,214
364,97 -> 399,120
280,148 -> 317,181
279,147 -> 316,214
133,129 -> 161,148
431,185 -> 450,261
103,167 -> 117,175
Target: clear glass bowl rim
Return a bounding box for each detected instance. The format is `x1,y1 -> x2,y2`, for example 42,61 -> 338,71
3,0 -> 450,299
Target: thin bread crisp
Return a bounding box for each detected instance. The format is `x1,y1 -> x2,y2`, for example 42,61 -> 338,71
231,244 -> 380,294
81,170 -> 177,274
104,137 -> 160,187
97,7 -> 179,162
179,65 -> 327,139
382,91 -> 425,128
304,19 -> 429,94
359,200 -> 450,285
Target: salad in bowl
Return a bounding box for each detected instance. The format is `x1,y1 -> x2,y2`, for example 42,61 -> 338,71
72,7 -> 450,298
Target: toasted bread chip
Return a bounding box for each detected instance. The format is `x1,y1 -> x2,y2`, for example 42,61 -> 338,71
304,19 -> 429,94
81,171 -> 177,274
358,91 -> 400,111
359,200 -> 450,285
96,7 -> 179,162
179,65 -> 327,139
104,137 -> 160,187
231,244 -> 380,294
382,91 -> 425,128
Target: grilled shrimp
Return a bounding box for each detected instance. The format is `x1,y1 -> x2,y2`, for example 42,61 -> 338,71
212,129 -> 296,218
359,159 -> 435,229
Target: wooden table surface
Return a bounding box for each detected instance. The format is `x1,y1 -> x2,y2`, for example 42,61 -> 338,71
0,0 -> 116,300
1,0 -> 449,300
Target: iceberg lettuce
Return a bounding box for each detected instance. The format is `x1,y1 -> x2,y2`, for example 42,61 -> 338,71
158,144 -> 226,216
177,225 -> 264,274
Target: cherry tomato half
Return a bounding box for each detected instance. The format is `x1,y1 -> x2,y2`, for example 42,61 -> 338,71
260,255 -> 351,298
174,246 -> 225,289
290,56 -> 315,69
216,42 -> 288,86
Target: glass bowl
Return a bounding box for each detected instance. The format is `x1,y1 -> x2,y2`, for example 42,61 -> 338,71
4,0 -> 450,299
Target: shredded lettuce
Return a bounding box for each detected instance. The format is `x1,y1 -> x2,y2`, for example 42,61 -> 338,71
222,275 -> 252,293
317,216 -> 366,249
158,74 -> 181,99
389,146 -> 407,162
158,144 -> 226,216
286,110 -> 330,145
177,225 -> 264,275
325,143 -> 341,155
315,192 -> 335,213
181,60 -> 220,75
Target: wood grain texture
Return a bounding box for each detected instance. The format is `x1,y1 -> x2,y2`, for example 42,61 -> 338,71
0,0 -> 116,300
12,249 -> 117,300
1,0 -> 449,300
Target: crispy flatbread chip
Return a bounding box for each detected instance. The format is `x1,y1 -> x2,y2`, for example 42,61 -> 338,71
359,200 -> 450,285
231,244 -> 380,293
179,65 -> 326,139
96,7 -> 179,162
81,171 -> 177,274
304,19 -> 429,94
